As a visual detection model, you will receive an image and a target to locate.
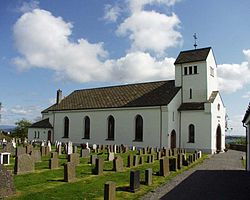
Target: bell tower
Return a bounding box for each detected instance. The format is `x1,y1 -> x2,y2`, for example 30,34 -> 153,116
174,47 -> 218,103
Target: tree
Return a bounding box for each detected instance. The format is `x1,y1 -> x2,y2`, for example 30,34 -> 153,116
14,119 -> 32,140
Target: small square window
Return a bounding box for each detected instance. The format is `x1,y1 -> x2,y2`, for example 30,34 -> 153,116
194,66 -> 197,74
189,66 -> 192,74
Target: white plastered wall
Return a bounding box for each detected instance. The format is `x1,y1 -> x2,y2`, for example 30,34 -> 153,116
50,106 -> 163,148
28,128 -> 53,142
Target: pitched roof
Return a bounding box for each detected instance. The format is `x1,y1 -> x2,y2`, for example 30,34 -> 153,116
42,80 -> 181,113
174,47 -> 211,64
30,118 -> 53,128
178,102 -> 205,111
242,103 -> 250,123
208,91 -> 219,103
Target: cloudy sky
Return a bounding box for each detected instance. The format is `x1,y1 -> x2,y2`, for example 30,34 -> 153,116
0,0 -> 249,135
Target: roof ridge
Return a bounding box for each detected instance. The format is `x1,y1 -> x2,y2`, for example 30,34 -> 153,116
74,79 -> 174,93
179,47 -> 211,54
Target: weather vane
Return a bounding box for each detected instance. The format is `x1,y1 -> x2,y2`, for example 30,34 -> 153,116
193,33 -> 197,49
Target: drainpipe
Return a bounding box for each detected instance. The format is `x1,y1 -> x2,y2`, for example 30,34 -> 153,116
160,106 -> 163,149
243,122 -> 248,171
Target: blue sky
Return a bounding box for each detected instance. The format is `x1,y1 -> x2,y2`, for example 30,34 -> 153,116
0,0 -> 250,135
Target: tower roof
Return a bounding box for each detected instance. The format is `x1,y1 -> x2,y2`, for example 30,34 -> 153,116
174,47 -> 211,64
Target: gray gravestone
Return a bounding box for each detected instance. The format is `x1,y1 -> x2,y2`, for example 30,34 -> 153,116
151,155 -> 154,163
16,147 -> 26,157
133,155 -> 139,167
73,146 -> 78,153
0,164 -> 15,198
113,156 -> 123,172
139,156 -> 144,165
169,157 -> 177,171
64,162 -> 76,182
159,157 -> 169,177
14,154 -> 34,174
147,155 -> 151,163
108,152 -> 115,161
30,149 -> 41,162
94,158 -> 104,175
127,155 -> 133,167
68,153 -> 80,166
26,145 -> 33,154
177,154 -> 182,170
104,181 -> 116,200
145,168 -> 152,186
90,155 -> 97,164
49,157 -> 59,169
40,146 -> 46,157
51,152 -> 58,158
130,170 -> 140,192
81,149 -> 90,157
157,151 -> 161,160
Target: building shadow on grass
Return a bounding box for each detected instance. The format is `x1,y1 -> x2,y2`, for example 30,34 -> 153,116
160,170 -> 250,200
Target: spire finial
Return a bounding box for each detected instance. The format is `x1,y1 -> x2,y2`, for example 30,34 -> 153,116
193,33 -> 197,49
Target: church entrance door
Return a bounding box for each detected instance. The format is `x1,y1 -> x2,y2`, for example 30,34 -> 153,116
170,130 -> 176,149
48,130 -> 52,142
216,125 -> 221,152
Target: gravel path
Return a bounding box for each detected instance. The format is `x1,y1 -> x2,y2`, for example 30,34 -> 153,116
141,150 -> 249,200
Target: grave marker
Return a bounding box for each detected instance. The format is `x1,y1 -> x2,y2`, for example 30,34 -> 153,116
130,170 -> 140,192
104,181 -> 116,200
64,162 -> 76,182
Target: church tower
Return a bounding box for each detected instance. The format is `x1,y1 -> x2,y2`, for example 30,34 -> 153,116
174,47 -> 218,103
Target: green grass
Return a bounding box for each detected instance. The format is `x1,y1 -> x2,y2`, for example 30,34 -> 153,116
7,149 -> 208,200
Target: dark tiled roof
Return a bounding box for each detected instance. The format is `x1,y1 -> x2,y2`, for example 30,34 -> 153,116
178,102 -> 205,111
174,47 -> 211,64
208,91 -> 219,103
30,118 -> 53,128
42,80 -> 181,113
242,103 -> 250,123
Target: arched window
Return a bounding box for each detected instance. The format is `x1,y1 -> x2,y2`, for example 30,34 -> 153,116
64,117 -> 69,138
135,115 -> 143,141
84,116 -> 90,139
107,115 -> 115,140
34,131 -> 37,139
188,124 -> 195,143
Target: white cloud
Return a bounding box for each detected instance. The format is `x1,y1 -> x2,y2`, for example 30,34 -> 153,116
128,0 -> 181,13
242,91 -> 250,98
10,105 -> 41,116
103,4 -> 121,22
13,8 -> 177,84
13,9 -> 109,82
106,51 -> 175,82
227,114 -> 245,136
117,11 -> 181,54
218,50 -> 250,92
19,0 -> 39,13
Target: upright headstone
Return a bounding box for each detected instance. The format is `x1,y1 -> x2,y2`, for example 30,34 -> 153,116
81,149 -> 90,157
145,168 -> 152,186
57,142 -> 62,155
130,170 -> 140,192
0,165 -> 15,198
108,152 -> 115,161
127,155 -> 133,167
14,154 -> 35,174
133,155 -> 139,167
94,158 -> 104,175
64,162 -> 76,182
90,155 -> 97,164
51,152 -> 58,158
104,181 -> 116,200
68,153 -> 80,166
169,157 -> 177,171
0,153 -> 10,165
30,149 -> 41,162
16,147 -> 26,157
92,144 -> 97,153
67,141 -> 73,155
40,146 -> 46,157
47,141 -> 52,152
159,157 -> 169,177
177,154 -> 183,170
157,151 -> 161,160
49,157 -> 59,169
113,156 -> 124,172
73,146 -> 78,154
139,156 -> 144,165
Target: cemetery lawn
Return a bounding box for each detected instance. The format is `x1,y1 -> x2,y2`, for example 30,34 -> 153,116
8,150 -> 208,200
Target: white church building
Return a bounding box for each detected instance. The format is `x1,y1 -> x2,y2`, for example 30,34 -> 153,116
28,47 -> 226,154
